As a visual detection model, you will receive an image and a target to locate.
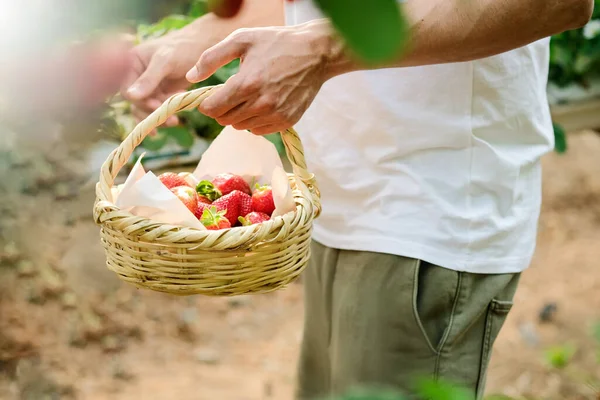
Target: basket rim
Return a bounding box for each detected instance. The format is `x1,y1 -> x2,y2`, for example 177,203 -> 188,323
94,87 -> 321,247
94,176 -> 315,246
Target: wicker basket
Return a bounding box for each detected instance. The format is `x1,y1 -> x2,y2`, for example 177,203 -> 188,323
93,85 -> 321,296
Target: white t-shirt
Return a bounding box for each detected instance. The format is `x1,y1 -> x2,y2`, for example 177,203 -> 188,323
284,1 -> 554,274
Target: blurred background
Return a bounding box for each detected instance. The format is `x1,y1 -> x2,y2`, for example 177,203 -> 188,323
0,1 -> 599,399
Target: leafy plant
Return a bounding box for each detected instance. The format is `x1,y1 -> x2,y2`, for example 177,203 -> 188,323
553,123 -> 568,154
549,1 -> 600,153
415,378 -> 475,400
544,343 -> 577,369
313,0 -> 409,64
549,0 -> 600,88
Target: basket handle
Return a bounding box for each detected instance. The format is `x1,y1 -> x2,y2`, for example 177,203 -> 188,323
96,85 -> 321,215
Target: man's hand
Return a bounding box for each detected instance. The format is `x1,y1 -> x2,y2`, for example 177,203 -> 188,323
186,21 -> 338,135
121,29 -> 212,127
122,0 -> 284,127
184,0 -> 593,135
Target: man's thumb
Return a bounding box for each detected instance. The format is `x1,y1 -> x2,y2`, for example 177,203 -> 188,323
186,31 -> 249,83
126,55 -> 169,100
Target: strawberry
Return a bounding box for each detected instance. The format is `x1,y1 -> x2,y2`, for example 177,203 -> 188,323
159,172 -> 190,190
171,186 -> 199,217
238,212 -> 271,226
200,206 -> 231,230
212,190 -> 251,226
251,184 -> 275,216
198,195 -> 212,205
197,173 -> 251,200
195,198 -> 212,219
239,192 -> 253,218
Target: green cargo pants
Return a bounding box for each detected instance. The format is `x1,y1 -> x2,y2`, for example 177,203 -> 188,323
295,240 -> 520,400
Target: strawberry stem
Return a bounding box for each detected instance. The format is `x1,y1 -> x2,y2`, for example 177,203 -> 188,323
238,216 -> 249,226
196,180 -> 222,201
201,206 -> 226,227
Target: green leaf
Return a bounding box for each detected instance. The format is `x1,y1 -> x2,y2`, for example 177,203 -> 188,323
313,0 -> 409,64
158,126 -> 195,149
181,109 -> 225,140
263,133 -> 285,155
141,131 -> 169,151
414,378 -> 474,400
137,14 -> 194,40
549,43 -> 574,69
553,123 -> 568,154
574,53 -> 594,74
189,0 -> 209,18
544,343 -> 576,369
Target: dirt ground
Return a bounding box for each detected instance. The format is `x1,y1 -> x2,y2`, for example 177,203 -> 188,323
1,126 -> 599,400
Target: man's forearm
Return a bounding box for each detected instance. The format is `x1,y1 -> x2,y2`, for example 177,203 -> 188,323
319,0 -> 594,78
175,0 -> 284,48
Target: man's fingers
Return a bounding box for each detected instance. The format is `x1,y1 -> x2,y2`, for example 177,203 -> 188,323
125,53 -> 170,100
245,124 -> 281,136
231,115 -> 279,131
198,73 -> 249,118
131,105 -> 151,122
165,116 -> 179,127
186,29 -> 251,83
120,51 -> 144,97
215,97 -> 260,126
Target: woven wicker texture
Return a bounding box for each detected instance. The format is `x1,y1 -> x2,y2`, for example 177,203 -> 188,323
93,85 -> 321,296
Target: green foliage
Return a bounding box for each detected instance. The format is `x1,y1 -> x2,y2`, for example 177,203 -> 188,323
329,379 -> 475,400
592,321 -> 600,363
549,0 -> 600,88
136,14 -> 195,41
314,0 -> 409,64
592,321 -> 600,343
107,0 -> 238,155
544,343 -> 577,369
553,123 -> 568,154
140,130 -> 169,151
415,378 -> 474,400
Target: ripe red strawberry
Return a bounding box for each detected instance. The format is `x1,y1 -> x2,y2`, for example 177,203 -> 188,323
198,172 -> 251,198
171,186 -> 199,217
212,173 -> 251,195
239,192 -> 252,218
212,190 -> 251,225
159,172 -> 190,190
200,206 -> 231,230
198,195 -> 212,205
252,184 -> 275,216
238,212 -> 270,226
195,198 -> 212,219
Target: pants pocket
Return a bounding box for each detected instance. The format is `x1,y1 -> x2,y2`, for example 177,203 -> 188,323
412,260 -> 462,354
475,299 -> 514,398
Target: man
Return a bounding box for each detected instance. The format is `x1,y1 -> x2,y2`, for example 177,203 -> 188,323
123,0 -> 593,398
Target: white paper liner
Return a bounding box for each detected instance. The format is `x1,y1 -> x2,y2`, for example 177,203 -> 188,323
112,127 -> 296,229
